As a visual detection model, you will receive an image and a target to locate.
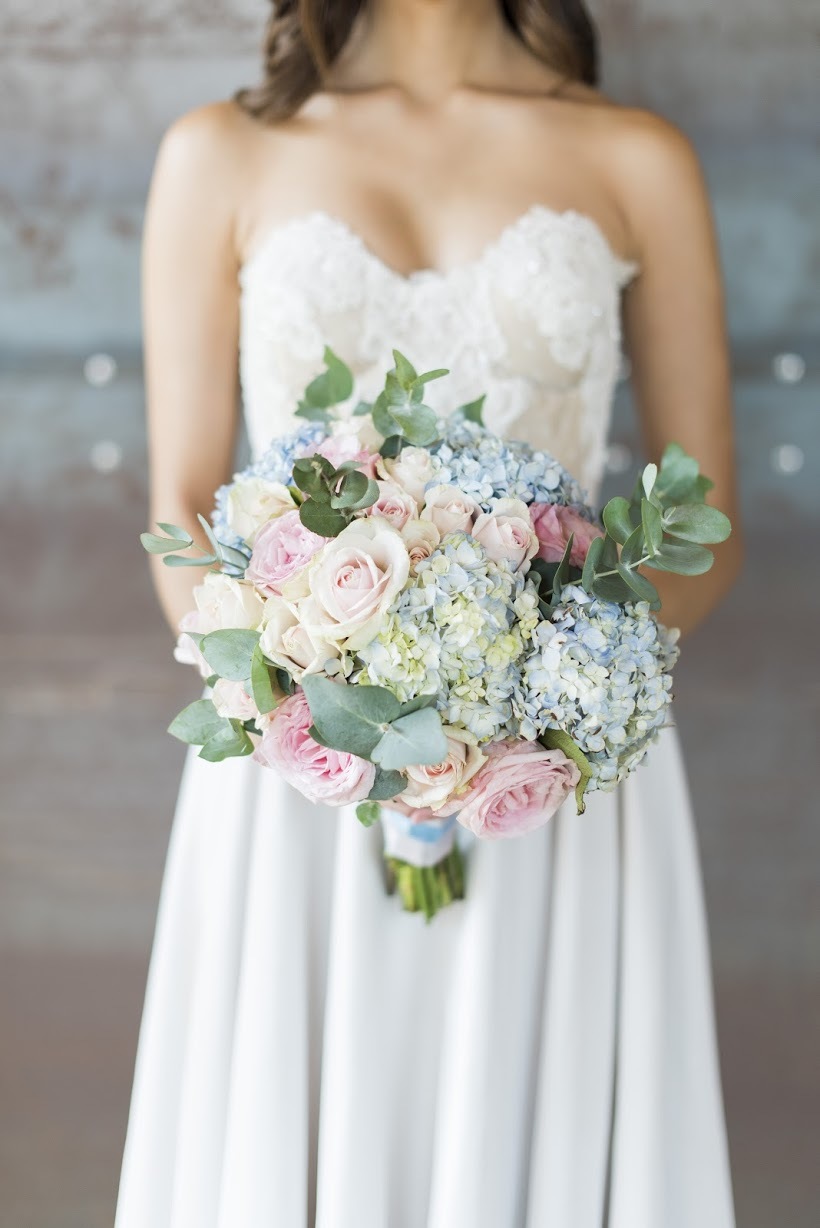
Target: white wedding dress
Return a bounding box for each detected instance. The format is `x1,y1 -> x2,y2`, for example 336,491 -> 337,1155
116,204 -> 735,1228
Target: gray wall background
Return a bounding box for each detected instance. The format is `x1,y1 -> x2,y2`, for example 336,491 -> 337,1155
1,4 -> 818,1227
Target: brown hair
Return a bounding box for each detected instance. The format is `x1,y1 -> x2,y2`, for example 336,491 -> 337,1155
235,1 -> 599,124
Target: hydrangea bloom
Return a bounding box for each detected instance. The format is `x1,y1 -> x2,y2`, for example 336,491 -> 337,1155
430,415 -> 591,512
515,584 -> 680,790
356,532 -> 541,743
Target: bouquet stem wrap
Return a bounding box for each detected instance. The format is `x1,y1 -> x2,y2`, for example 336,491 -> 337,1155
381,809 -> 466,920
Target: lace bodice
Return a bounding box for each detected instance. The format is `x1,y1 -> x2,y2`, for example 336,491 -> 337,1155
238,203 -> 639,499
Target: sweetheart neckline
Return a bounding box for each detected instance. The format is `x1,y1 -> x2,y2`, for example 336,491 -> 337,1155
238,202 -> 640,288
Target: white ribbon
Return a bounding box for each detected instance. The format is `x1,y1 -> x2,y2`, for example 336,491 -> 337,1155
380,807 -> 458,868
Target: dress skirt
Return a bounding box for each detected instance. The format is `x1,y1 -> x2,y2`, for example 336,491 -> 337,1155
114,720 -> 735,1228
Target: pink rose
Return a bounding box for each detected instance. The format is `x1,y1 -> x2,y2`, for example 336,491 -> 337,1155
472,498 -> 539,572
367,480 -> 418,530
530,503 -> 604,568
398,727 -> 486,813
421,485 -> 481,535
246,510 -> 326,597
253,690 -> 375,805
310,433 -> 378,478
454,740 -> 580,839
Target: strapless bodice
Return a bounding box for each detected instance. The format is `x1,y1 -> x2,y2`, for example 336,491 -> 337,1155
238,204 -> 638,498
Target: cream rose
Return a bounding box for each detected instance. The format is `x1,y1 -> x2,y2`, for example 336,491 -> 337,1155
421,485 -> 481,535
400,518 -> 441,570
259,595 -> 339,680
398,727 -> 486,813
226,477 -> 295,544
472,498 -> 539,572
378,446 -> 437,502
192,572 -> 265,631
211,678 -> 259,722
367,480 -> 419,530
299,518 -> 410,651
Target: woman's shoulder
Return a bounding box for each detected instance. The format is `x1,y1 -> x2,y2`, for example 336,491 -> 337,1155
155,99 -> 264,170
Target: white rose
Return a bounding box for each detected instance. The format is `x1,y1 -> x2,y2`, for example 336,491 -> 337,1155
421,484 -> 481,535
259,595 -> 339,680
472,498 -> 539,572
193,572 -> 265,631
398,728 -> 486,813
367,480 -> 419,530
400,518 -> 440,570
226,478 -> 295,544
378,446 -> 437,502
301,518 -> 410,651
211,678 -> 259,722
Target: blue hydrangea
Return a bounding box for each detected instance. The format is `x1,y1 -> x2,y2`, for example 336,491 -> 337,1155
430,415 -> 591,512
514,584 -> 680,790
356,532 -> 541,743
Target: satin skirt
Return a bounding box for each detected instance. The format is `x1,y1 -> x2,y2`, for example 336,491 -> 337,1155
115,721 -> 735,1228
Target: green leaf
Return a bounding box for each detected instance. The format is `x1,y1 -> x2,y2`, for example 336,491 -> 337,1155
620,524 -> 646,569
616,563 -> 661,606
662,503 -> 732,544
298,498 -> 348,538
199,629 -> 261,682
368,768 -> 406,800
330,469 -> 369,509
581,534 -> 605,591
689,474 -> 714,503
156,522 -> 193,544
641,499 -> 663,555
352,399 -> 373,416
379,434 -> 406,459
398,693 -> 439,717
141,532 -> 185,555
168,699 -> 229,746
163,553 -> 218,568
642,462 -> 658,498
646,541 -> 715,575
388,402 -> 439,447
455,394 -> 486,425
296,346 -> 354,415
301,676 -> 400,759
371,707 -> 448,771
602,497 -> 634,545
539,727 -> 594,814
414,367 -> 449,386
591,571 -> 635,603
292,455 -> 334,497
199,719 -> 254,763
655,444 -> 701,504
347,477 -> 380,511
250,643 -> 279,715
392,349 -> 418,386
356,800 -> 382,827
551,535 -> 574,603
275,667 -> 295,696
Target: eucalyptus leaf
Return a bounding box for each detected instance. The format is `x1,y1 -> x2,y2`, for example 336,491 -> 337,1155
356,800 -> 382,827
368,768 -> 406,801
275,667 -> 295,696
371,707 -> 448,771
388,402 -> 439,446
392,349 -> 418,385
663,503 -> 732,544
352,399 -> 373,416
199,629 -> 261,682
379,434 -> 406,459
299,498 -> 348,538
156,522 -> 193,544
250,644 -> 279,715
346,477 -> 380,511
199,719 -> 254,763
602,497 -> 634,545
619,524 -> 646,570
163,553 -> 218,568
141,533 -> 185,555
168,699 -> 229,746
642,463 -> 658,498
455,395 -> 486,425
330,469 -> 369,509
645,541 -> 715,576
301,675 -> 400,759
616,563 -> 661,605
217,542 -> 252,570
591,571 -> 635,604
551,535 -> 574,603
398,693 -> 439,717
581,534 -> 605,591
297,346 -> 353,413
641,499 -> 663,555
414,367 -> 449,386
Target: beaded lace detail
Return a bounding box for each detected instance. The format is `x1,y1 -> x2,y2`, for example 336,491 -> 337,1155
238,203 -> 639,499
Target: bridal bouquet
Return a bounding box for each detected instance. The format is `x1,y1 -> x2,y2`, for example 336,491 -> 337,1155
143,348 -> 731,919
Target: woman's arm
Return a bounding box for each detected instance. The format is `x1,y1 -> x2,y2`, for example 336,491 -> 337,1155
142,103 -> 246,633
616,112 -> 744,638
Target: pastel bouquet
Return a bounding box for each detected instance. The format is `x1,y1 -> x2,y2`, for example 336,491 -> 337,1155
143,348 -> 731,919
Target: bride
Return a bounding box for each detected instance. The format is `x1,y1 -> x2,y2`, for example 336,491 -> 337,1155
117,2 -> 743,1225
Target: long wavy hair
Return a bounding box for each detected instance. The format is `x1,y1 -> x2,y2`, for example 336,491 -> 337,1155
235,0 -> 599,124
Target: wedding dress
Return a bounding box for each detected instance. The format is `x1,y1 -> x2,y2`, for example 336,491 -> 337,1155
115,204 -> 735,1228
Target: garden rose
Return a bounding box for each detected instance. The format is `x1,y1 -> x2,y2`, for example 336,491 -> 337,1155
311,431 -> 378,478
400,518 -> 441,570
193,571 -> 265,630
378,446 -> 437,502
421,485 -> 481,535
253,690 -> 375,805
530,503 -> 603,568
259,595 -> 339,680
398,727 -> 486,813
367,480 -> 419,530
300,518 -> 410,650
226,477 -> 295,544
211,678 -> 259,722
454,740 -> 580,839
246,510 -> 326,598
472,498 -> 539,572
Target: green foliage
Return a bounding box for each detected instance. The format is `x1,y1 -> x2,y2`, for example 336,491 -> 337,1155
370,708 -> 449,771
294,346 -> 354,423
356,800 -> 382,827
140,513 -> 248,576
250,644 -> 279,715
580,444 -> 732,610
368,768 -> 406,800
168,699 -> 228,746
540,727 -> 595,813
294,451 -> 379,538
386,844 -> 466,921
199,629 -> 261,682
198,720 -> 254,763
454,394 -> 486,425
372,349 -> 447,451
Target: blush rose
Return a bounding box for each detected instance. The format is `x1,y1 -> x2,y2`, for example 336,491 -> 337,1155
454,740 -> 580,839
530,503 -> 603,568
246,509 -> 326,598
